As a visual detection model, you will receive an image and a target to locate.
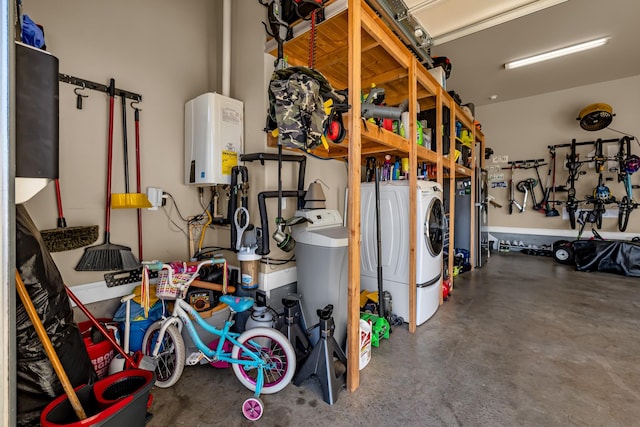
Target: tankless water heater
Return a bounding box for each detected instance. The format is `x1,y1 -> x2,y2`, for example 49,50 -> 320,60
185,92 -> 243,185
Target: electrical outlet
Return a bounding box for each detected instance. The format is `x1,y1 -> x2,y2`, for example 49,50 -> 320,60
146,187 -> 163,210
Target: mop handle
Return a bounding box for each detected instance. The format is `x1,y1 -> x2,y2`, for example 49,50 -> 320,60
105,79 -> 115,234
65,286 -> 137,367
16,271 -> 87,421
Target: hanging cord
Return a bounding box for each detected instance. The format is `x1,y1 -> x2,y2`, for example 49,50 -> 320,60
308,10 -> 316,68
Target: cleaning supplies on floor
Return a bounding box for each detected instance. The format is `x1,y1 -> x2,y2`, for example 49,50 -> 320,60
359,318 -> 372,370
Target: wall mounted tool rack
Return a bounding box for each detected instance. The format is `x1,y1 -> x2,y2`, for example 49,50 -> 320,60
58,73 -> 142,102
504,159 -> 547,169
548,137 -> 623,150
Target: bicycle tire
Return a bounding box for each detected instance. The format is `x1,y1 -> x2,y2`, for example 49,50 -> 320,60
568,206 -> 576,229
231,327 -> 296,395
142,321 -> 185,388
619,196 -> 630,232
595,204 -> 603,229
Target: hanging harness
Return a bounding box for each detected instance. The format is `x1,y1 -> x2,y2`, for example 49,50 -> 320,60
268,66 -> 345,150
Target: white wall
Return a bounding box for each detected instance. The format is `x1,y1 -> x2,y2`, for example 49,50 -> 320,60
226,1 -> 349,266
21,0 -> 349,286
22,0 -> 216,285
477,75 -> 640,235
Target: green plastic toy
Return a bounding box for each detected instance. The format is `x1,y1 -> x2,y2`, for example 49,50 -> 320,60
360,313 -> 390,347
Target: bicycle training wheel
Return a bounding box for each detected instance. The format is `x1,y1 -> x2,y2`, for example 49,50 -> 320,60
619,196 -> 630,232
142,321 -> 185,388
231,327 -> 296,394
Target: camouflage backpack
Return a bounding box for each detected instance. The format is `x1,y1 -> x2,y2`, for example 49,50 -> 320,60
268,66 -> 345,150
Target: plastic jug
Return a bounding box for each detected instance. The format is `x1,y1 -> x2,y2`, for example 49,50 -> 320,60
359,318 -> 372,370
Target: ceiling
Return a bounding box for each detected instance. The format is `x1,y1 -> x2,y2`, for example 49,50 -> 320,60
406,0 -> 640,106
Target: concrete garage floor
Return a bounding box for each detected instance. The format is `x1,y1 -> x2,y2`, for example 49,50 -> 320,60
146,253 -> 640,427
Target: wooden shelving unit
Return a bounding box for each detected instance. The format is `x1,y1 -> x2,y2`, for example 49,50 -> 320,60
267,0 -> 484,392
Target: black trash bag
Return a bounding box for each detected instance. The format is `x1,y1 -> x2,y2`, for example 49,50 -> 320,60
573,239 -> 640,277
16,204 -> 97,427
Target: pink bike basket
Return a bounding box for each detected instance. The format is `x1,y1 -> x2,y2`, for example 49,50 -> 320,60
156,270 -> 191,300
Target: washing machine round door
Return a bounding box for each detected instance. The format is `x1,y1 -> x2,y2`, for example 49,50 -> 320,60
424,197 -> 445,256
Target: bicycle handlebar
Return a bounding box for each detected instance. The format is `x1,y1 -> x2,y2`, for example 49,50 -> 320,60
143,258 -> 226,272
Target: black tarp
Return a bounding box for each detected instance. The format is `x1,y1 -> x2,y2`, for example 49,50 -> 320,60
16,204 -> 96,426
573,239 -> 640,277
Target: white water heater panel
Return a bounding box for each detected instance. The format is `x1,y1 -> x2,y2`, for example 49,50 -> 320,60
185,93 -> 243,185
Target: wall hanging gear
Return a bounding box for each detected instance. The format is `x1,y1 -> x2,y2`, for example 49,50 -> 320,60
577,103 -> 614,131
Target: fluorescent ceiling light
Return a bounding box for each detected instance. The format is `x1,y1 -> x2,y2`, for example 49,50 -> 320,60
505,37 -> 610,69
431,0 -> 568,45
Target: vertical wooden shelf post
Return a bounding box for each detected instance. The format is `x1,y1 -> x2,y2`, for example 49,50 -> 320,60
408,58 -> 418,333
346,0 -> 362,393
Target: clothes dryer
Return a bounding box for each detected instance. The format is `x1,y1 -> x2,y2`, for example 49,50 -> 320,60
360,180 -> 445,325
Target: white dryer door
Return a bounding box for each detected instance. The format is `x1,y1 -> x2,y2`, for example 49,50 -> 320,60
424,197 -> 445,256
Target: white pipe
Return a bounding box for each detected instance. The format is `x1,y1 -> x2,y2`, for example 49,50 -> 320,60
0,0 -> 16,424
222,0 -> 231,97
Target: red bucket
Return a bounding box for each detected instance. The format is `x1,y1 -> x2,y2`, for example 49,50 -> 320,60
41,369 -> 155,427
78,320 -> 117,380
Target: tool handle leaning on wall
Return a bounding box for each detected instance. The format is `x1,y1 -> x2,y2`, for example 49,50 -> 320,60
15,270 -> 87,421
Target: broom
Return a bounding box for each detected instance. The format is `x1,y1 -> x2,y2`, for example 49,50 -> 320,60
76,79 -> 139,271
110,94 -> 151,210
40,179 -> 99,252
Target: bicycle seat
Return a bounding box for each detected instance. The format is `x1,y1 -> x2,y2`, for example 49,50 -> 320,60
219,295 -> 254,313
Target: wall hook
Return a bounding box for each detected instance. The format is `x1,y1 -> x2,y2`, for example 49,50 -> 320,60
73,83 -> 88,109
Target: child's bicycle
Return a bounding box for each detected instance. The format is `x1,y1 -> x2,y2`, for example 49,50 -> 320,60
140,258 -> 296,421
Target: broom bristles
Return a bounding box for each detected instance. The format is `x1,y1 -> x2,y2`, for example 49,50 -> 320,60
75,241 -> 140,271
40,225 -> 99,253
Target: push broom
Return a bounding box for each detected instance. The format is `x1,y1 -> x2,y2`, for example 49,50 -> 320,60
76,79 -> 139,271
40,178 -> 99,252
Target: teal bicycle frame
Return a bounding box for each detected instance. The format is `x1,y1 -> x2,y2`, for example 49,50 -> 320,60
146,258 -> 268,396
151,297 -> 266,395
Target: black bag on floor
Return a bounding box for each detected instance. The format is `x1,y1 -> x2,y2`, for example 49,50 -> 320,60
573,239 -> 640,277
16,204 -> 97,427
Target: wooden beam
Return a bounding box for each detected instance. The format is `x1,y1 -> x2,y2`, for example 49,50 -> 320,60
361,3 -> 411,68
408,58 -> 417,334
346,0 -> 362,393
362,66 -> 407,88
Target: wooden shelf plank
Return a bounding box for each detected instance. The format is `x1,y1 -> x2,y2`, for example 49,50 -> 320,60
417,145 -> 438,163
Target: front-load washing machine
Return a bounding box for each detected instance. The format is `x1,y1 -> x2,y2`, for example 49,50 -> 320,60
360,180 -> 445,325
